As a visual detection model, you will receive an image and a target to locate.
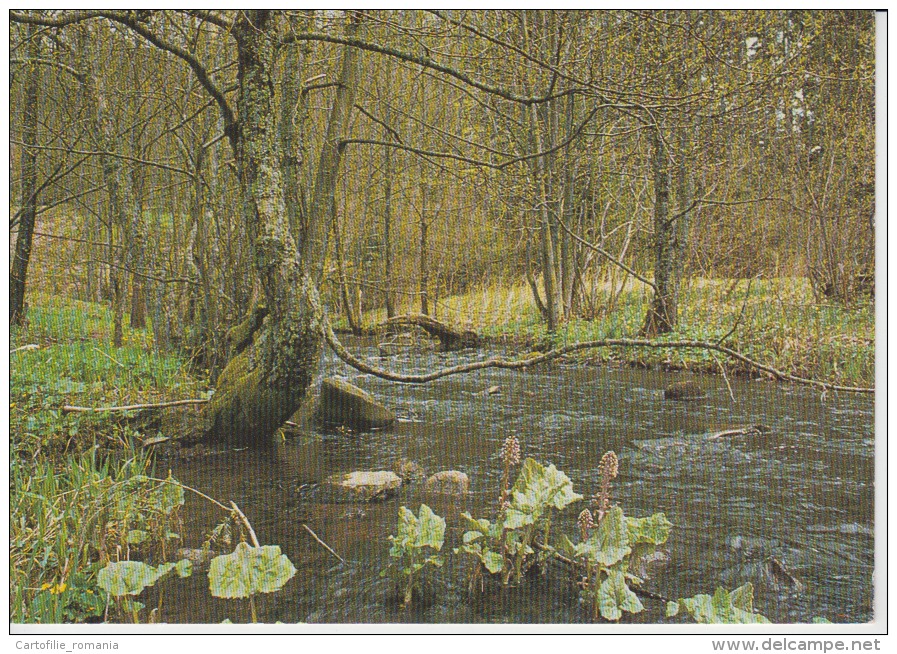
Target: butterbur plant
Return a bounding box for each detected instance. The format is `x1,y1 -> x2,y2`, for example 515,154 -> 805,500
208,542 -> 297,623
97,559 -> 192,623
558,451 -> 672,621
381,504 -> 446,607
458,448 -> 582,588
666,583 -> 770,624
499,435 -> 521,506
593,451 -> 619,521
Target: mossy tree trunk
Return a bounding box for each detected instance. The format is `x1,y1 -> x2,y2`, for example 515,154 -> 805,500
203,11 -> 362,446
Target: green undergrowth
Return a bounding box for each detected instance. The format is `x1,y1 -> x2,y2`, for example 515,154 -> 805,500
365,277 -> 874,388
11,294 -> 206,458
10,294 -> 211,623
10,441 -> 156,622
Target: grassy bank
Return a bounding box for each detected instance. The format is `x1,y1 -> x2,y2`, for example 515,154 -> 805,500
10,294 -> 208,622
10,293 -> 206,458
364,276 -> 874,388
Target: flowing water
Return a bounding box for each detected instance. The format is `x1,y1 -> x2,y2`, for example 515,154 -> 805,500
167,339 -> 875,624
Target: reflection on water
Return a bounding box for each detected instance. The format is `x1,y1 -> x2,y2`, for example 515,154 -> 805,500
170,340 -> 875,624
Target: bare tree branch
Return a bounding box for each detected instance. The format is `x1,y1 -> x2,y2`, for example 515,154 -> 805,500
554,213 -> 657,290
282,30 -> 587,105
320,312 -> 872,394
9,140 -> 194,177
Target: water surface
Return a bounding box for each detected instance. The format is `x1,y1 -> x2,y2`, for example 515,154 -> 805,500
169,340 -> 875,624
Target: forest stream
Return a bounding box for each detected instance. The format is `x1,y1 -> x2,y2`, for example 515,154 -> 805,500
168,338 -> 875,624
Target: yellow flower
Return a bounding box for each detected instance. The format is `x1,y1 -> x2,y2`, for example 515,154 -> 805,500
41,582 -> 53,591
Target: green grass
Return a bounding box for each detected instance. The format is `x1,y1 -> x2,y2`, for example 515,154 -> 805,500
11,293 -> 206,458
363,276 -> 874,387
10,293 -> 206,623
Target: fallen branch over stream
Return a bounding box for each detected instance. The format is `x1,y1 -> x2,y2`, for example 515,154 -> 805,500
56,310 -> 872,418
386,313 -> 479,351
61,398 -> 210,414
323,317 -> 873,394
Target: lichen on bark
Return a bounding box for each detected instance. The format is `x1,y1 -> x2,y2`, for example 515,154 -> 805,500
201,11 -> 363,447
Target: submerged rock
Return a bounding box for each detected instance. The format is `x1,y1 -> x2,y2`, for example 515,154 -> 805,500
315,378 -> 396,431
664,381 -> 706,401
425,470 -> 470,495
322,470 -> 402,502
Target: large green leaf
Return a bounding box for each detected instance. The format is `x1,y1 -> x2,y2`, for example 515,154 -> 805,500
460,512 -> 503,540
208,542 -> 297,599
575,506 -> 630,566
481,549 -> 505,574
666,583 -> 771,624
97,560 -> 179,597
413,504 -> 446,551
504,458 -> 582,528
391,504 -> 445,555
626,512 -> 672,545
455,542 -> 504,574
597,569 -> 644,621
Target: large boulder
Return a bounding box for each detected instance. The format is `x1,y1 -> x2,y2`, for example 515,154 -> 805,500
315,377 -> 396,430
425,470 -> 470,495
322,470 -> 403,502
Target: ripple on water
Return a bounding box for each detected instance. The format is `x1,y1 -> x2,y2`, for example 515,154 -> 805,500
166,344 -> 875,624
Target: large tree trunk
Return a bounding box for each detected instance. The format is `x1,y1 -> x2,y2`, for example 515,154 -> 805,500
203,11 -> 362,446
10,25 -> 40,326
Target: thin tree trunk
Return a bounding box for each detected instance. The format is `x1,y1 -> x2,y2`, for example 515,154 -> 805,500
79,28 -> 141,347
528,102 -> 559,332
10,25 -> 40,326
301,13 -> 362,286
333,207 -> 361,334
419,212 -> 430,316
525,229 -> 549,320
127,64 -> 147,331
279,38 -> 304,238
382,76 -> 396,319
560,93 -> 578,318
673,124 -> 694,312
642,126 -> 677,336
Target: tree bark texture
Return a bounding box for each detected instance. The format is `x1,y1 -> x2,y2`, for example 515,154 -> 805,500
204,11 -> 362,446
301,12 -> 363,286
642,126 -> 679,336
10,26 -> 40,326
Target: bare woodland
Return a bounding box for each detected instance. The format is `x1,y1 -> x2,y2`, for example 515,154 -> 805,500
9,11 -> 875,445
